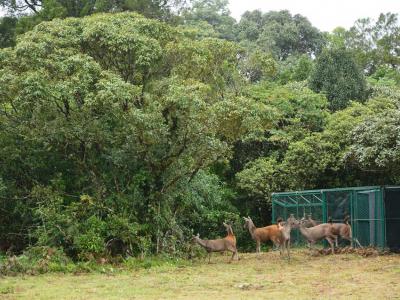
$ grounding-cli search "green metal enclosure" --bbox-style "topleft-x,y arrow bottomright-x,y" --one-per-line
272,186 -> 400,250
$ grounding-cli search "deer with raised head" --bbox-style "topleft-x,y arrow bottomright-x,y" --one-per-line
299,217 -> 336,254
278,214 -> 300,260
306,214 -> 320,227
243,216 -> 282,254
329,215 -> 353,247
192,222 -> 239,263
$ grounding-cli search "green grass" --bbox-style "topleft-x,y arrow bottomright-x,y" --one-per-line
1,249 -> 399,300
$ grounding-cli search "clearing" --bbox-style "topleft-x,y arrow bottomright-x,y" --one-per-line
1,250 -> 400,300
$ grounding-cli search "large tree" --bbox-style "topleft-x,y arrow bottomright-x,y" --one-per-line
236,10 -> 325,60
182,0 -> 236,40
0,12 -> 270,256
309,48 -> 367,111
346,13 -> 400,75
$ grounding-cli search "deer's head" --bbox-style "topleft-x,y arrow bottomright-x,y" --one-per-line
287,214 -> 300,228
299,216 -> 308,227
243,216 -> 253,229
191,233 -> 200,243
223,222 -> 234,235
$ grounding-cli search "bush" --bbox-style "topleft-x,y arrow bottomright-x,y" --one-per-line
0,246 -> 72,275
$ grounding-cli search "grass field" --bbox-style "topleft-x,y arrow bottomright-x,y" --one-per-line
1,249 -> 400,300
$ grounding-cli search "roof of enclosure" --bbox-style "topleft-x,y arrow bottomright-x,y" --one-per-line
271,186 -> 383,207
272,186 -> 382,196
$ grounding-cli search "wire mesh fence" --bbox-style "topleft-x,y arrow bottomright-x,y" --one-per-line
272,186 -> 400,249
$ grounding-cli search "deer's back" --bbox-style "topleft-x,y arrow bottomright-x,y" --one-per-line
254,225 -> 281,242
225,234 -> 236,246
205,236 -> 236,252
332,223 -> 351,236
305,223 -> 334,240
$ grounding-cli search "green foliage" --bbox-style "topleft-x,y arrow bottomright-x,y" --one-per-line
0,246 -> 73,275
236,157 -> 279,202
346,13 -> 400,75
370,65 -> 400,86
309,48 -> 368,110
1,2 -> 400,268
281,134 -> 341,189
0,16 -> 17,48
236,10 -> 325,60
182,0 -> 236,40
347,97 -> 400,181
240,49 -> 277,83
0,12 -> 253,259
276,54 -> 313,84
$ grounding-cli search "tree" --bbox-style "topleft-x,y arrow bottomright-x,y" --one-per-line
346,13 -> 400,75
309,48 -> 367,111
0,0 -> 187,50
346,87 -> 400,182
0,12 -> 268,256
275,54 -> 313,84
0,0 -> 185,18
239,49 -> 277,83
182,0 -> 236,40
0,16 -> 17,47
0,0 -> 42,14
236,10 -> 325,60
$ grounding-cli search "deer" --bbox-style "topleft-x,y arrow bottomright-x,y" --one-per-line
298,217 -> 336,254
329,215 -> 353,247
243,216 -> 283,255
306,214 -> 320,227
192,222 -> 239,263
277,214 -> 300,260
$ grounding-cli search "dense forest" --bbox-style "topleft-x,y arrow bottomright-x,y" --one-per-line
0,0 -> 399,260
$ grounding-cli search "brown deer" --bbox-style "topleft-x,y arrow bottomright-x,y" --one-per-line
329,215 -> 353,247
192,222 -> 239,263
243,216 -> 282,254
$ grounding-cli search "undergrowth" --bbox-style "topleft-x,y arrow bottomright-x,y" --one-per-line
0,246 -> 192,276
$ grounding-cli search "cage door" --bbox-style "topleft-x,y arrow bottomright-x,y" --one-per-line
353,189 -> 384,247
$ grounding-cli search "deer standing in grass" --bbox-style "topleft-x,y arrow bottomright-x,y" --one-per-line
299,217 -> 336,254
278,214 -> 300,260
243,216 -> 282,255
192,222 -> 238,263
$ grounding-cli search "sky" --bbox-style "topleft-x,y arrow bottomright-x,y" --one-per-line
228,0 -> 400,32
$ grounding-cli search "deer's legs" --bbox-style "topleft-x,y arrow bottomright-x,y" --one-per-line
232,247 -> 239,261
286,240 -> 290,260
326,236 -> 335,254
342,235 -> 353,247
271,237 -> 281,256
307,241 -> 311,249
309,240 -> 315,253
229,250 -> 238,262
256,241 -> 261,254
208,252 -> 212,263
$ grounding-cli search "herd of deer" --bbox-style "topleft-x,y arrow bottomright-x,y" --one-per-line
192,215 -> 354,263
